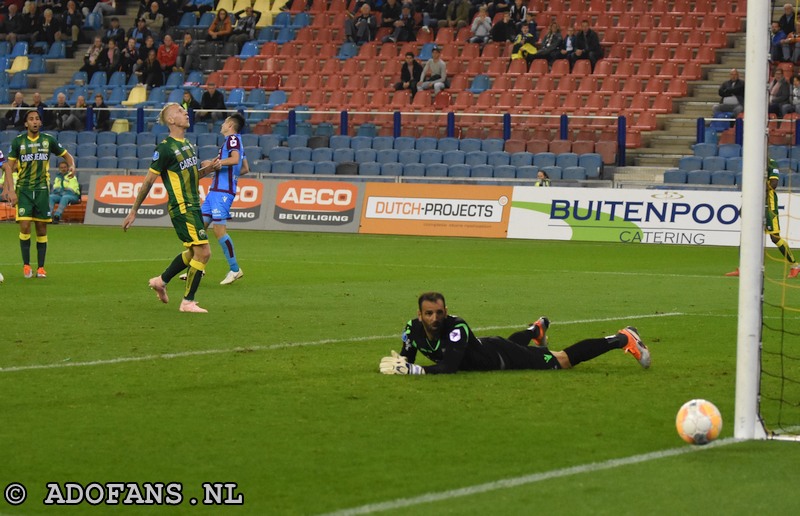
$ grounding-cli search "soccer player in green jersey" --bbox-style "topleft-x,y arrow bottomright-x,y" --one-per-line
1,110 -> 76,279
727,158 -> 800,278
122,103 -> 220,313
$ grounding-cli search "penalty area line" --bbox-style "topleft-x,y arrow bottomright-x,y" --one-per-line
0,312 -> 683,374
319,437 -> 741,516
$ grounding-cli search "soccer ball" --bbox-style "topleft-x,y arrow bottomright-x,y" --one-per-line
675,399 -> 723,445
0,271 -> 4,284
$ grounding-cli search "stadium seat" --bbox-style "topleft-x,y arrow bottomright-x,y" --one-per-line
711,171 -> 736,185
516,165 -> 539,179
403,163 -> 425,176
398,149 -> 421,164
459,138 -> 482,152
471,164 -> 493,178
691,142 -> 717,158
465,151 -> 488,166
494,165 -> 516,178
393,136 -> 416,151
488,151 -> 510,167
96,132 -> 116,145
442,150 -> 466,165
350,136 -> 372,150
702,156 -> 726,172
556,152 -> 579,169
437,137 -> 459,152
510,152 -> 533,168
533,152 -> 556,168
415,137 -> 438,151
311,147 -> 333,162
425,163 -> 448,177
315,161 -> 336,175
271,160 -> 293,174
663,169 -> 687,184
76,156 -> 97,168
355,148 -> 377,163
726,157 -> 743,173
291,147 -> 312,161
293,160 -> 315,174
482,139 -> 504,153
97,156 -> 118,169
381,162 -> 403,176
269,147 -> 290,161
579,154 -> 604,179
768,144 -> 789,160
333,148 -> 355,163
448,164 -> 470,177
678,156 -> 703,172
686,170 -> 712,184
329,135 -> 351,149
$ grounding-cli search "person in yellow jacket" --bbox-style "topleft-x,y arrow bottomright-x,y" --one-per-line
49,161 -> 81,224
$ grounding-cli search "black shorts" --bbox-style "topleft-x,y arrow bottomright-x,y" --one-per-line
479,336 -> 562,371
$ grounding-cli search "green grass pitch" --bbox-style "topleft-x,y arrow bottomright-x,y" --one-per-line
1,223 -> 800,515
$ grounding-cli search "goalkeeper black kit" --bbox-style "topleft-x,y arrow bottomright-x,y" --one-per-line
400,315 -> 561,374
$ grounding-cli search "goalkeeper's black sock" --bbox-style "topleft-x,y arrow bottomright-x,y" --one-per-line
162,250 -> 191,283
507,329 -> 536,346
19,233 -> 31,265
563,335 -> 625,367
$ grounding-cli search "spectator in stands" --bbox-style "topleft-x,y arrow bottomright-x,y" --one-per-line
207,8 -> 232,42
230,5 -> 261,51
490,12 -> 516,43
180,0 -> 214,16
508,0 -> 526,33
102,16 -> 126,47
552,25 -> 575,64
779,3 -> 796,36
34,8 -> 62,46
133,34 -> 157,76
63,94 -> 87,130
102,37 -> 120,74
30,92 -> 54,130
176,32 -> 200,73
1,91 -> 28,131
197,83 -> 226,122
52,92 -> 72,131
487,0 -> 511,21
80,35 -> 106,81
92,0 -> 116,23
418,45 -> 447,94
524,10 -> 538,41
570,19 -> 602,72
381,0 -> 402,31
712,68 -> 745,117
90,93 -> 111,131
768,68 -> 790,117
49,161 -> 80,225
781,21 -> 800,63
139,47 -> 163,88
383,3 -> 416,43
510,23 -> 537,65
771,21 -> 787,63
127,17 -> 151,48
438,0 -> 470,30
782,74 -> 800,116
142,1 -> 164,35
344,4 -> 377,45
120,36 -> 139,79
62,1 -> 83,44
423,0 -> 448,32
535,170 -> 550,187
156,33 -> 178,75
531,20 -> 561,64
395,51 -> 422,97
468,5 -> 492,45
181,89 -> 200,113
159,0 -> 181,29
2,3 -> 33,45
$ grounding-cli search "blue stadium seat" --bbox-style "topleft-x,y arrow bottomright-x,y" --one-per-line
555,152 -> 578,169
241,134 -> 259,147
138,144 -> 157,159
541,165 -> 562,179
259,134 -> 283,150
465,150 -> 488,166
459,138 -> 482,152
314,122 -> 335,137
8,71 -> 27,89
116,132 -> 136,146
494,165 -> 516,178
336,41 -> 358,60
726,156 -> 743,173
533,152 -> 556,168
663,169 -> 687,184
244,146 -> 262,160
425,163 -> 448,177
403,163 -> 425,176
359,162 -> 381,175
329,135 -> 351,149
136,131 -> 156,145
356,123 -> 377,137
398,149 -> 420,164
393,136 -> 415,150
578,153 -> 603,179
265,90 -> 287,108
312,147 -> 333,162
333,148 -> 355,162
417,42 -> 436,61
288,134 -> 309,148
97,156 -> 118,169
291,146 -> 312,161
381,162 -> 403,176
269,147 -> 291,161
371,136 -> 394,150
355,148 -> 377,163
88,71 -> 107,88
242,88 -> 267,107
198,12 -> 216,28
77,132 -> 97,145
415,137 -> 437,151
272,160 -> 293,174
138,157 -> 153,169
77,156 -> 97,168
116,144 -> 138,159
238,41 -> 259,59
197,133 -> 217,147
717,143 -> 741,159
117,156 -> 139,169
420,149 -> 443,165
488,151 -> 510,167
97,143 -> 116,158
27,55 -> 46,74
471,164 -> 493,178
437,137 -> 459,152
692,142 -> 717,158
96,131 -> 116,145
448,164 -> 471,177
562,166 -> 588,180
686,169 -> 712,184
293,160 -> 315,174
678,156 -> 702,171
510,152 -> 533,167
10,41 -> 28,58
166,88 -> 184,104
176,11 -> 198,28
768,144 -> 789,160
76,142 -> 97,157
315,161 -> 337,175
702,156 -> 726,172
350,136 -> 372,150
467,74 -> 490,94
250,160 -> 271,174
46,41 -> 66,59
482,138 -> 504,153
516,165 -> 539,179
442,150 -> 466,165
376,149 -> 399,163
291,12 -> 311,29
274,11 -> 291,27
711,170 -> 736,185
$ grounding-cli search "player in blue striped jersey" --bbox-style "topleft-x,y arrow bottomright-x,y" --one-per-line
201,113 -> 249,285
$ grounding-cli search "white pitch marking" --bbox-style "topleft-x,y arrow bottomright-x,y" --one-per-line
0,313 -> 682,374
319,438 -> 742,516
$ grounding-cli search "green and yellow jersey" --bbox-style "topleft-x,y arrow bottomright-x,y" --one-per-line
150,136 -> 202,218
7,132 -> 66,190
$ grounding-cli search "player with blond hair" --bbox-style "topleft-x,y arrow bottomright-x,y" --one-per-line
122,103 -> 220,312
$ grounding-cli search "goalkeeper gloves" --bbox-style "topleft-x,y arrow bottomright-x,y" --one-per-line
379,350 -> 425,375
